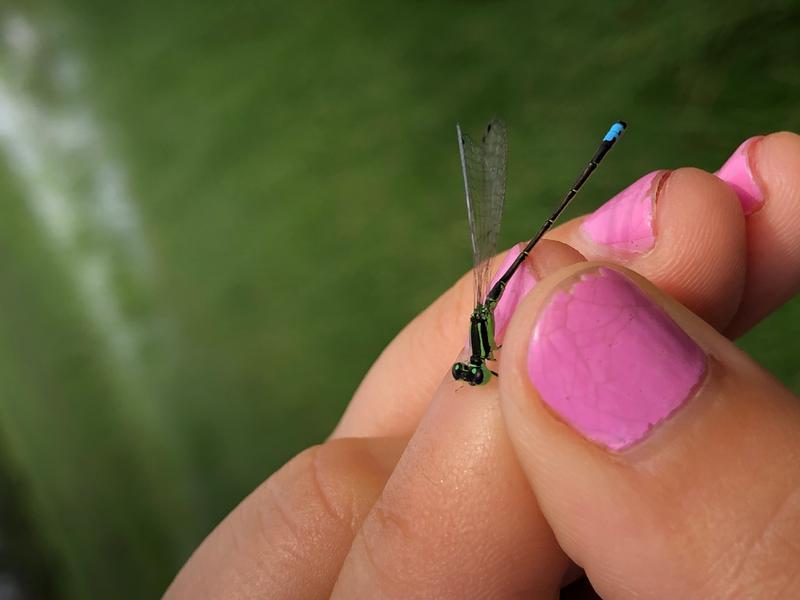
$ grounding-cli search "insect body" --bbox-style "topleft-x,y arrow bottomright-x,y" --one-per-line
451,303 -> 497,385
450,118 -> 507,386
452,119 -> 627,386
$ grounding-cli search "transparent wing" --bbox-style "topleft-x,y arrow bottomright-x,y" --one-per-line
457,118 -> 508,305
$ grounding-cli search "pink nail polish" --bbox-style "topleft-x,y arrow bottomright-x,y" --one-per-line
527,268 -> 706,450
715,137 -> 764,215
580,171 -> 665,255
491,243 -> 538,344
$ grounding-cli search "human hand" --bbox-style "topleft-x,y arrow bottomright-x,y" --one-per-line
166,132 -> 800,599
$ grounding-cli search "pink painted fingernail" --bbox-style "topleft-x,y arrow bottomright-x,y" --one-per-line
580,171 -> 666,256
527,268 -> 706,450
491,243 -> 538,344
715,136 -> 764,215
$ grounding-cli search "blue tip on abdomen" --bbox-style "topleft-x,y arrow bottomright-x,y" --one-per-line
603,121 -> 627,142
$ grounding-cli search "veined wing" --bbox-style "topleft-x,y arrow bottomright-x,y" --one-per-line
457,118 -> 508,305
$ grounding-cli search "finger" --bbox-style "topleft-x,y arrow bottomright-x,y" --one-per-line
337,165 -> 751,441
332,240 -> 583,439
164,437 -> 404,600
547,167 -> 747,330
499,263 -> 800,598
332,375 -> 568,599
715,131 -> 800,336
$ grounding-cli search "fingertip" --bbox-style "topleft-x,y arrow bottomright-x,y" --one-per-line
754,131 -> 800,209
724,130 -> 800,335
750,130 -> 800,238
652,167 -> 747,329
650,167 -> 746,326
561,166 -> 747,330
527,239 -> 586,281
648,166 -> 746,273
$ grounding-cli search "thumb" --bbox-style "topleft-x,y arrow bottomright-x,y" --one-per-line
498,263 -> 800,599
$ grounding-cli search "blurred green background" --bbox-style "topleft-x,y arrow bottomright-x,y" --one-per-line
0,1 -> 798,597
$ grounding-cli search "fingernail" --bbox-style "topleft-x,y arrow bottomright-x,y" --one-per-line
580,171 -> 666,256
491,243 -> 538,343
527,268 -> 706,450
715,136 -> 764,215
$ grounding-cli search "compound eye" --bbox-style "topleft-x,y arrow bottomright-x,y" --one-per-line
452,363 -> 464,380
472,367 -> 484,385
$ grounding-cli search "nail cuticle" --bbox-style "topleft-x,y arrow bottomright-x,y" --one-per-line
611,356 -> 722,460
716,136 -> 766,215
746,136 -> 766,215
580,170 -> 668,258
652,168 -> 673,206
638,168 -> 672,252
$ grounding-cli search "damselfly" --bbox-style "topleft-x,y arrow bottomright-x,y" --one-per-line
451,119 -> 627,386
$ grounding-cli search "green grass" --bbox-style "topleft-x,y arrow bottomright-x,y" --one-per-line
0,1 -> 799,597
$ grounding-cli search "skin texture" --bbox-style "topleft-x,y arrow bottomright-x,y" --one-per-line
165,131 -> 800,599
330,380 -> 568,599
164,437 -> 406,600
